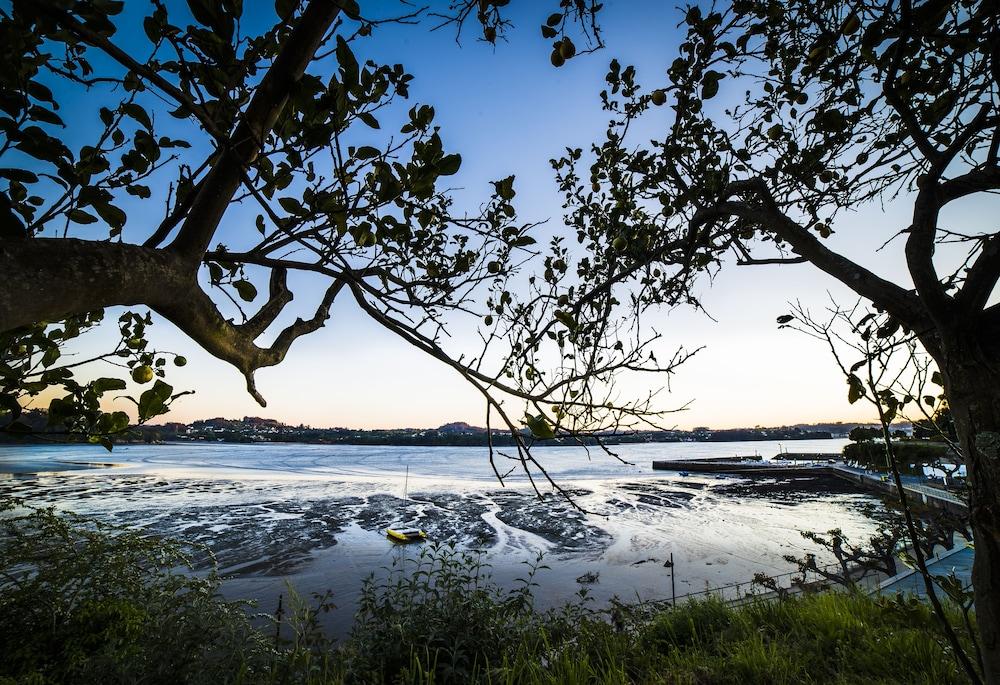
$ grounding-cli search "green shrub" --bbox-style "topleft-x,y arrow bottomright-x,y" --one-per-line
0,498 -> 978,684
340,545 -> 591,683
0,498 -> 270,685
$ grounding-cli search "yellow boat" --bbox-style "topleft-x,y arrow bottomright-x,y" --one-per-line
386,527 -> 427,543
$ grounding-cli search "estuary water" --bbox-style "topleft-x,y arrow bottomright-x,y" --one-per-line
0,438 -> 883,637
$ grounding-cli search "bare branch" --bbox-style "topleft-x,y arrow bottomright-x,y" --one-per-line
155,278 -> 343,406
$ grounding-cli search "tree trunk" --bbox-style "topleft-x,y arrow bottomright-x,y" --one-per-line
934,329 -> 1000,682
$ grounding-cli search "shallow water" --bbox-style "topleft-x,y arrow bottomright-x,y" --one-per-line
0,439 -> 883,638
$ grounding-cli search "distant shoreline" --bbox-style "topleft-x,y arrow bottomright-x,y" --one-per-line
0,433 -> 844,450
3,411 -> 906,450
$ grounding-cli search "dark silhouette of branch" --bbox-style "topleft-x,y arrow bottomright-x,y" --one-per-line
168,0 -> 343,260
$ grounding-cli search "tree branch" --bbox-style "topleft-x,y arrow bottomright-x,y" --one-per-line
736,256 -> 808,266
168,0 -> 342,261
939,167 -> 1000,205
934,165 -> 1000,311
882,0 -> 942,163
0,237 -> 343,407
143,175 -> 209,248
239,267 -> 293,340
903,107 -> 995,321
905,185 -> 951,321
700,179 -> 928,327
0,238 -> 188,332
154,278 -> 343,406
957,234 -> 1000,313
38,1 -> 224,141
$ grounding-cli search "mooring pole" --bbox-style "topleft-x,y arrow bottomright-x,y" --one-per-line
664,553 -> 676,607
671,552 -> 676,606
274,593 -> 283,647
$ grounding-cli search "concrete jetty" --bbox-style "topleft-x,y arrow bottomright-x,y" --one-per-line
652,457 -> 967,514
651,459 -> 831,477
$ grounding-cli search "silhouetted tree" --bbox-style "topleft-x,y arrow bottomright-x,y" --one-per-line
552,0 -> 998,676
553,0 -> 1000,682
0,0 -> 691,495
849,426 -> 880,442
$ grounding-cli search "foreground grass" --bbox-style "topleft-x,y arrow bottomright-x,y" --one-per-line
0,499 -> 975,684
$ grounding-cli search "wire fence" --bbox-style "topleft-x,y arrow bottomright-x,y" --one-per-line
671,560 -> 883,606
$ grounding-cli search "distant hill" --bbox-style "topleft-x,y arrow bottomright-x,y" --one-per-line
436,422 -> 486,433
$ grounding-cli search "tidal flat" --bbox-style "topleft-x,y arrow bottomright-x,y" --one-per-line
0,439 -> 883,637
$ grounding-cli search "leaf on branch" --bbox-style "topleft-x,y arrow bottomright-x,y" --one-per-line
524,413 -> 556,440
122,103 -> 152,131
436,154 -> 462,176
702,70 -> 724,99
41,346 -> 60,367
275,0 -> 296,20
92,378 -> 127,394
554,310 -> 578,330
47,397 -> 74,427
233,279 -> 257,302
358,112 -> 380,129
0,168 -> 38,183
138,380 -> 173,422
492,175 -> 516,201
847,374 -> 865,404
126,184 -> 151,199
278,197 -> 304,214
94,202 -> 127,231
67,209 -> 98,224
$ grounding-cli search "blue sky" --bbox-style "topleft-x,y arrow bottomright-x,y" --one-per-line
25,0 -> 991,430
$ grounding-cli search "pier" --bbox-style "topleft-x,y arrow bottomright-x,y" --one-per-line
825,462 -> 967,514
652,456 -> 967,514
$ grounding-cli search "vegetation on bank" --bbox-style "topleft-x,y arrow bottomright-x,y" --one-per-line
843,440 -> 956,476
0,499 -> 975,684
0,408 -> 838,448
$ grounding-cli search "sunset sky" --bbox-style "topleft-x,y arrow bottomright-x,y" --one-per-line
41,1 -> 994,431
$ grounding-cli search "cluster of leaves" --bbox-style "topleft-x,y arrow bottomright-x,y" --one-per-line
435,0 -> 603,51
551,0 -> 997,320
0,1 -> 193,240
914,402 -> 959,441
786,523 -> 905,586
778,298 -> 983,679
779,300 -> 957,450
780,518 -> 980,668
0,1 -> 526,445
844,439 -> 956,473
0,311 -> 188,449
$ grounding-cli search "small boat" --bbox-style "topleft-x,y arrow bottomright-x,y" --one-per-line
679,471 -> 690,477
386,527 -> 427,543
